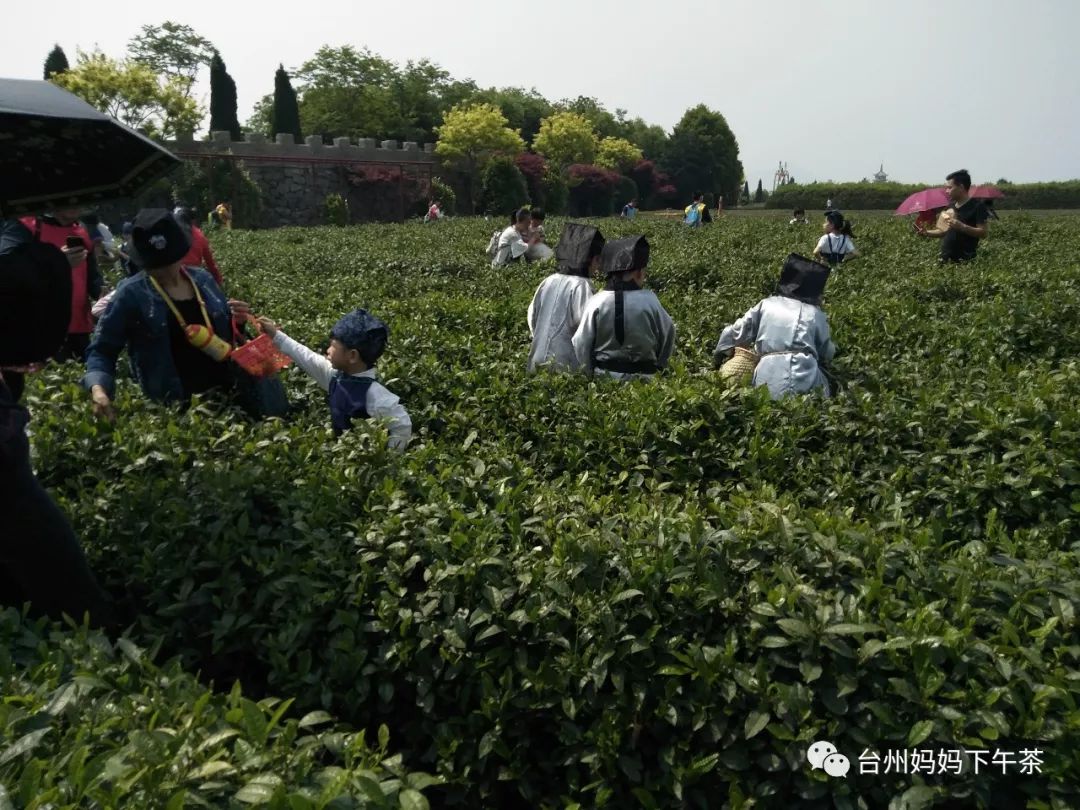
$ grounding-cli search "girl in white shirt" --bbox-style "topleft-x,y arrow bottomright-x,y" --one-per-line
813,210 -> 858,267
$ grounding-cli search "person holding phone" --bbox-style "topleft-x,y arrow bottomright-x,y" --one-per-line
18,209 -> 103,362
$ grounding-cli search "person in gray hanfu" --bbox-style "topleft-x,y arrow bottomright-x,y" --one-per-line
713,253 -> 836,399
572,235 -> 676,380
526,223 -> 605,373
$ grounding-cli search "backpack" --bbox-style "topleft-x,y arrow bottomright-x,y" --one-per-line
684,203 -> 703,227
486,230 -> 501,259
0,238 -> 73,365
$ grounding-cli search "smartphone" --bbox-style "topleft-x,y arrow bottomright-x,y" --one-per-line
65,235 -> 86,249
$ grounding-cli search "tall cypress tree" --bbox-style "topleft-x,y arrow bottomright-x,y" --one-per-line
754,179 -> 764,203
43,44 -> 69,79
209,52 -> 241,140
271,64 -> 302,142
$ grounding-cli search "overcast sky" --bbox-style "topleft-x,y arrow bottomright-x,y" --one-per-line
4,1 -> 1078,186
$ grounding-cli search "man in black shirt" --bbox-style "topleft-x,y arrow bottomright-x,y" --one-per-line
917,169 -> 990,262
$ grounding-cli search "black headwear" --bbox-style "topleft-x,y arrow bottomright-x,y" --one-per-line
601,236 -> 650,344
600,235 -> 649,276
555,223 -> 605,276
778,253 -> 831,303
131,209 -> 191,270
824,210 -> 845,229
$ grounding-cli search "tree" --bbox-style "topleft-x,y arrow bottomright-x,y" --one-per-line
515,153 -> 548,207
567,164 -> 620,217
742,181 -> 750,204
554,96 -> 619,138
209,52 -> 241,140
480,156 -> 529,216
754,179 -> 764,203
595,137 -> 644,174
533,112 -> 598,170
43,45 -> 69,80
662,104 -> 743,205
478,87 -> 552,146
435,102 -> 524,212
128,21 -> 215,98
52,49 -> 202,139
616,115 -> 669,161
247,93 -> 274,137
272,65 -> 302,141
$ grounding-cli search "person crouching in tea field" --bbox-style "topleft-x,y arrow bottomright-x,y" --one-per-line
713,254 -> 836,399
257,309 -> 412,451
84,209 -> 253,421
526,223 -> 605,373
490,208 -> 535,268
572,236 -> 676,380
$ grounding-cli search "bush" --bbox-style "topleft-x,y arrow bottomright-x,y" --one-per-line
612,175 -> 639,212
567,163 -> 620,217
515,153 -> 547,208
321,193 -> 349,226
20,216 -> 1080,808
479,156 -> 529,216
430,177 -> 457,216
0,609 -> 437,808
541,169 -> 569,215
344,165 -> 426,222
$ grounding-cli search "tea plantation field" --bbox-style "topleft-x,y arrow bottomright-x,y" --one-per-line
4,214 -> 1080,809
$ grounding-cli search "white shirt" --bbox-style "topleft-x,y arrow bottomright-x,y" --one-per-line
271,330 -> 412,451
492,226 -> 529,268
815,233 -> 856,256
526,273 -> 594,373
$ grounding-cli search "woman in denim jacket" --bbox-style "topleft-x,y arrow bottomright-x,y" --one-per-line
84,210 -> 250,420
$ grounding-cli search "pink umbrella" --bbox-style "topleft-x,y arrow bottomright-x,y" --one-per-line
971,184 -> 1005,199
894,188 -> 950,215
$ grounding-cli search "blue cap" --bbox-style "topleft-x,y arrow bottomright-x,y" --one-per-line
330,309 -> 389,364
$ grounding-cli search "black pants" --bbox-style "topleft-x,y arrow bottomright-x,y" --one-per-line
0,379 -> 115,627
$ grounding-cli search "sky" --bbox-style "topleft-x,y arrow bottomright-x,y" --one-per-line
4,0 -> 1079,187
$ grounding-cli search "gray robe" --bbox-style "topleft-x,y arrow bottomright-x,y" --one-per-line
714,295 -> 835,398
572,289 -> 676,380
526,273 -> 593,373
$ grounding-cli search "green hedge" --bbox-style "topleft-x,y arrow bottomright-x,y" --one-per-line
17,215 -> 1080,808
766,181 -> 1080,210
0,610 -> 436,809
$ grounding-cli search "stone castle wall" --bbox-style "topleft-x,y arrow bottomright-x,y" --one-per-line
165,131 -> 440,227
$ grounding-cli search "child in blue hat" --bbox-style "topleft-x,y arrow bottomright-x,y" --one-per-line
257,309 -> 411,450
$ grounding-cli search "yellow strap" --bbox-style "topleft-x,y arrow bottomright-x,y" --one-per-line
148,270 -> 212,330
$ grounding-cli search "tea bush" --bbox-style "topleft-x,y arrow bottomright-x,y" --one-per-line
10,213 -> 1080,809
0,610 -> 437,808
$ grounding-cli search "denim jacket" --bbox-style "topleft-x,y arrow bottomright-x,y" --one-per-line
83,268 -> 233,402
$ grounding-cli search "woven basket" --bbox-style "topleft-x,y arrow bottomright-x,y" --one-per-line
719,346 -> 759,385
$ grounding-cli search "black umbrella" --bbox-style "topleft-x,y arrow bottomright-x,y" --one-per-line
0,78 -> 182,217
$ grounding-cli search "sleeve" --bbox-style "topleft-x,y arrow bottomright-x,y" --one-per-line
814,235 -> 828,253
571,301 -> 598,375
83,289 -> 132,398
85,250 -> 104,300
844,238 -> 857,254
527,281 -> 543,337
974,203 -> 990,226
713,303 -> 763,365
91,290 -> 116,320
367,384 -> 412,452
509,231 -> 529,260
816,310 -> 836,363
271,331 -> 335,392
655,304 -> 677,369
